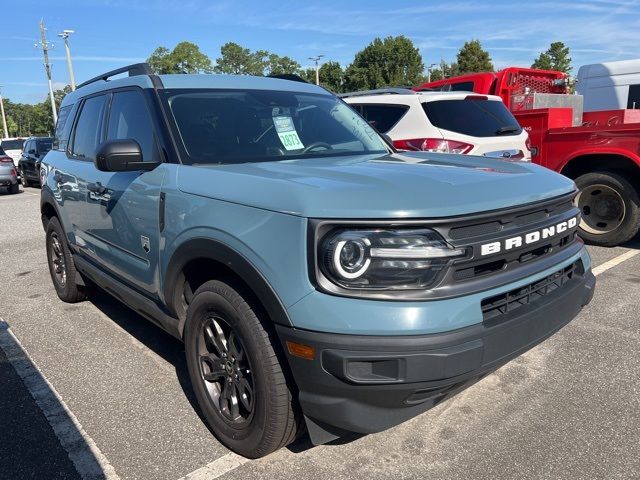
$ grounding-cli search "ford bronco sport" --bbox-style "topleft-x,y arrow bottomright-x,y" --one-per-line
41,63 -> 595,458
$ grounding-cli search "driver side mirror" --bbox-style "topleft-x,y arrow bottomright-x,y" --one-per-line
94,139 -> 158,172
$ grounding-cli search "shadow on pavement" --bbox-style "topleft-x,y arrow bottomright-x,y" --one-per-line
0,321 -> 108,480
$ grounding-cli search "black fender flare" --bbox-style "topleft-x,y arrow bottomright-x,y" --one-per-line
40,187 -> 62,230
163,238 -> 294,333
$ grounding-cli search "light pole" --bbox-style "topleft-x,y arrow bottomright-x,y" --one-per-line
36,19 -> 57,126
58,29 -> 76,91
308,55 -> 324,85
0,86 -> 8,138
427,63 -> 437,83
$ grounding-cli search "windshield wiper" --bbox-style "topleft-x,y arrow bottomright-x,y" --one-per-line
495,125 -> 519,135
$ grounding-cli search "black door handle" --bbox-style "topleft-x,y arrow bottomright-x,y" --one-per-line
87,182 -> 108,195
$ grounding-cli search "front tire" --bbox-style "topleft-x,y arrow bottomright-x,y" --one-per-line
46,217 -> 94,302
575,171 -> 640,247
184,280 -> 301,458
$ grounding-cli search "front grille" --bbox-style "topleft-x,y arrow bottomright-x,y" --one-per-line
481,261 -> 581,322
434,194 -> 579,286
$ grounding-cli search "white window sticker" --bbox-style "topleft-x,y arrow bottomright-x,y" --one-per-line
273,116 -> 304,151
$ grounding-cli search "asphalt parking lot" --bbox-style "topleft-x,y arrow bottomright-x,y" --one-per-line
1,186 -> 639,480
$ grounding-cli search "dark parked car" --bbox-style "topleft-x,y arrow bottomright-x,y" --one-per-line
19,137 -> 53,187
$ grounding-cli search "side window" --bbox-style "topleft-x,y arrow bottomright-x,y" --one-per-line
628,84 -> 640,109
71,95 -> 108,160
450,81 -> 475,92
24,140 -> 33,155
356,104 -> 409,134
54,105 -> 74,151
107,90 -> 157,162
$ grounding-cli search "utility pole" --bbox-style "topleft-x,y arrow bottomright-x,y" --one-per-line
308,55 -> 324,85
58,29 -> 76,90
36,19 -> 57,125
0,86 -> 8,138
427,63 -> 437,83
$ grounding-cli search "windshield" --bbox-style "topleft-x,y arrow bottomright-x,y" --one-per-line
37,139 -> 53,153
162,89 -> 388,165
423,99 -> 522,137
1,139 -> 24,150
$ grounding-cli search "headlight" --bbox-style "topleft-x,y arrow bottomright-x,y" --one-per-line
319,228 -> 466,291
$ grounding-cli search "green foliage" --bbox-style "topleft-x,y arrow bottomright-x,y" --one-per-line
147,41 -> 213,74
213,42 -> 268,75
343,36 -> 425,91
532,42 -> 572,73
2,85 -> 71,137
456,40 -> 493,74
265,54 -> 301,76
317,61 -> 345,93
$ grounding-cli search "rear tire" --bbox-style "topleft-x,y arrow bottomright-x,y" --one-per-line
9,183 -> 19,194
184,280 -> 301,458
575,171 -> 640,247
20,168 -> 32,187
46,217 -> 94,302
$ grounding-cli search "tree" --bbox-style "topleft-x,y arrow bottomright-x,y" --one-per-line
265,54 -> 301,76
532,41 -> 572,73
213,42 -> 268,75
343,36 -> 425,91
318,61 -> 345,93
147,42 -> 213,74
456,40 -> 493,74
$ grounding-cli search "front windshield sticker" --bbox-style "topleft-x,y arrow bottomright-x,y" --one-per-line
273,115 -> 304,151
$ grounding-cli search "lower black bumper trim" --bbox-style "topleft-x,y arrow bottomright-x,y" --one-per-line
277,268 -> 595,444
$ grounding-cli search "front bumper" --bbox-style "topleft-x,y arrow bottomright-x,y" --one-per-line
278,262 -> 595,444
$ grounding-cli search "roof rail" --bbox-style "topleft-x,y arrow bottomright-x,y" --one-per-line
338,88 -> 416,98
267,73 -> 309,84
76,63 -> 154,90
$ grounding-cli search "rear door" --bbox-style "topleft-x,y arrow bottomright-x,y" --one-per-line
19,140 -> 33,176
422,97 -> 530,160
80,88 -> 165,296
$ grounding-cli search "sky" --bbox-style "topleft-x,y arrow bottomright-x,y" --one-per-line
2,0 -> 640,104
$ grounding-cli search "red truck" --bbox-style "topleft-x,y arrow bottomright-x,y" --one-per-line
416,67 -> 640,247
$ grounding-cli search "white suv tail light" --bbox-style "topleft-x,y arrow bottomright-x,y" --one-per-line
393,138 -> 474,154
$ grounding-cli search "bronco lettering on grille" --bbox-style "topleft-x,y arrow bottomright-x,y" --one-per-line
480,216 -> 578,256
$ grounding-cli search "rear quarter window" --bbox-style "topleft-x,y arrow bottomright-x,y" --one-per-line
352,104 -> 409,134
423,99 -> 522,138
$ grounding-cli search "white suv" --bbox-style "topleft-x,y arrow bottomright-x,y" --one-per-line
0,138 -> 25,167
342,89 -> 530,161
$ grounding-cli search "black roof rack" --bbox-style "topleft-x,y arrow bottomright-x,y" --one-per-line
267,73 -> 309,84
338,88 -> 417,98
76,63 -> 154,90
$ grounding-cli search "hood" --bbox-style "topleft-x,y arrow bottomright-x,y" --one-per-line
177,152 -> 575,219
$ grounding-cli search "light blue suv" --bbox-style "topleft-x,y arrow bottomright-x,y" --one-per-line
41,63 -> 595,458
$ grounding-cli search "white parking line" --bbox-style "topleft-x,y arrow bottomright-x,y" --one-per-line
177,452 -> 250,480
0,320 -> 120,480
592,249 -> 640,276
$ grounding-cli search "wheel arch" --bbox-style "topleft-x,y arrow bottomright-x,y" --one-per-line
163,238 -> 294,337
40,187 -> 61,231
560,152 -> 640,185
